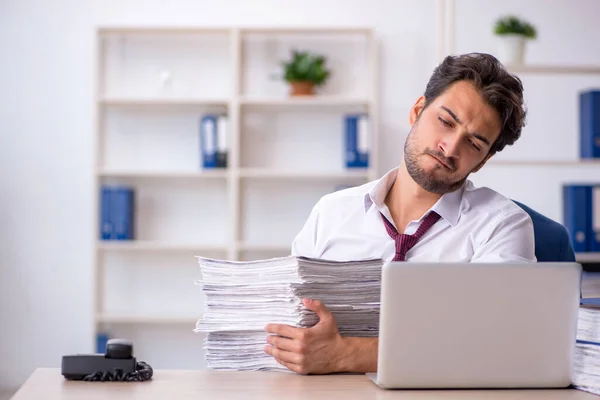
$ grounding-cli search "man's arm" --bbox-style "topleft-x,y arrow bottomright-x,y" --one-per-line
264,299 -> 378,374
275,199 -> 378,374
290,201 -> 321,258
470,209 -> 536,262
338,337 -> 378,373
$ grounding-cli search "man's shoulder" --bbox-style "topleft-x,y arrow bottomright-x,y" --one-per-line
462,180 -> 529,218
315,179 -> 379,210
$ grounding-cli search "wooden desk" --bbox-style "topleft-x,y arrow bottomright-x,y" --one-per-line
10,368 -> 600,399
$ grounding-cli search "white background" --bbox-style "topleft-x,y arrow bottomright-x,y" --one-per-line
1,0 -> 600,390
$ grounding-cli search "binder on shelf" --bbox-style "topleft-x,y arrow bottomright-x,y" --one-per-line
201,115 -> 218,169
580,90 -> 600,159
201,114 -> 228,169
563,184 -> 593,253
99,185 -> 135,241
344,114 -> 370,169
96,332 -> 109,354
216,114 -> 228,169
100,187 -> 112,240
113,187 -> 135,240
592,185 -> 600,252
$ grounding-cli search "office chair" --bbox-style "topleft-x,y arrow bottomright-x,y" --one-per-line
512,200 -> 576,262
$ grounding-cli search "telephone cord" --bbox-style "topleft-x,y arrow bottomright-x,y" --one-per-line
83,361 -> 153,382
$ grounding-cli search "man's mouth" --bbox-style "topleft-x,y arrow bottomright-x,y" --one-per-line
428,153 -> 453,171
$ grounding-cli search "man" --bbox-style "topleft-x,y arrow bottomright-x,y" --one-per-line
264,53 -> 536,375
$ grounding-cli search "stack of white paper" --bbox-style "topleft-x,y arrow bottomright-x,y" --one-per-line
573,305 -> 600,395
194,256 -> 383,371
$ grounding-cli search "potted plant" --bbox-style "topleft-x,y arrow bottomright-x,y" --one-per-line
281,50 -> 331,96
493,15 -> 537,65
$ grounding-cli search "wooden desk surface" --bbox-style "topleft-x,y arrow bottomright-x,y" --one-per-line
10,368 -> 600,400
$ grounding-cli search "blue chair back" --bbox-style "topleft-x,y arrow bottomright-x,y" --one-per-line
512,201 -> 576,262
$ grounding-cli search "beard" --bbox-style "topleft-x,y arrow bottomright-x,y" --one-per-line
403,126 -> 469,195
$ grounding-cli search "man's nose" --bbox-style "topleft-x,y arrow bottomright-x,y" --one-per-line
438,134 -> 461,160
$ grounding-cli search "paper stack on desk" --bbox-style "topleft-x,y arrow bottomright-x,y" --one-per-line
193,256 -> 383,371
572,305 -> 600,395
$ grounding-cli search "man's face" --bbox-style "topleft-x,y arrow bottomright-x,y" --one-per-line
404,80 -> 502,194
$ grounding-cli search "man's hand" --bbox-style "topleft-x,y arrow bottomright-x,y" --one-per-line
264,298 -> 347,375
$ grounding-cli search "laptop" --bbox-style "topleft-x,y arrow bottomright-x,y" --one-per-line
368,261 -> 582,389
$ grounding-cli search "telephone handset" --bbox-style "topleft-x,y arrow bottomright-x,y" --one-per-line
61,338 -> 153,382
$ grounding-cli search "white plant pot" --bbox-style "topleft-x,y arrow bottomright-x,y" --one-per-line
496,34 -> 526,65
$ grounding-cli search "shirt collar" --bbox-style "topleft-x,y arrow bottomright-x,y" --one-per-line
363,167 -> 464,227
364,168 -> 397,212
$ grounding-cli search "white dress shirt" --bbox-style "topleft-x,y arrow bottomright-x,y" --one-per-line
291,167 -> 536,263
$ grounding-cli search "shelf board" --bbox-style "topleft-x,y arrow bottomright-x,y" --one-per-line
97,241 -> 228,252
506,65 -> 600,75
98,26 -> 231,35
239,168 -> 371,180
98,97 -> 230,107
98,170 -> 228,179
96,314 -> 198,325
98,170 -> 373,180
98,26 -> 373,36
240,96 -> 371,108
240,27 -> 373,35
486,159 -> 600,166
577,253 -> 600,263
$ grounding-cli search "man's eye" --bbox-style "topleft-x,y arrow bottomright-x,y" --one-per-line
438,117 -> 452,127
470,141 -> 481,152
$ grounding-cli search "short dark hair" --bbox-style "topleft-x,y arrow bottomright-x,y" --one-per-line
423,52 -> 527,154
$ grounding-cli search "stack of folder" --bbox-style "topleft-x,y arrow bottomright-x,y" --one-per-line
193,256 -> 383,371
573,305 -> 600,395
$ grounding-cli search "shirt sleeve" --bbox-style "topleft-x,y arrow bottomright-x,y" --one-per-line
470,210 -> 537,263
290,201 -> 321,258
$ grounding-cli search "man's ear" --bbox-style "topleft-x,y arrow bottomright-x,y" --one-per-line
472,153 -> 494,173
409,96 -> 426,126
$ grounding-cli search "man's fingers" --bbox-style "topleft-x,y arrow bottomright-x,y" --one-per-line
274,358 -> 307,375
264,323 -> 304,339
303,298 -> 333,323
264,345 -> 302,365
267,335 -> 298,352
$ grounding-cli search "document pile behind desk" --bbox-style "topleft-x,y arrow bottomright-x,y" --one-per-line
193,256 -> 383,371
572,305 -> 600,395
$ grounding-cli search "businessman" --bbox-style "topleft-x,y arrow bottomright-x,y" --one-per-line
264,52 -> 536,374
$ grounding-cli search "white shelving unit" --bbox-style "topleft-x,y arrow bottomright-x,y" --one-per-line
504,65 -> 600,75
97,241 -> 228,252
98,170 -> 229,179
577,253 -> 600,263
99,97 -> 231,107
92,26 -> 379,361
96,314 -> 198,325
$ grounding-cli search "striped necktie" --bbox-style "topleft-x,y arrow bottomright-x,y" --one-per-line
380,211 -> 441,261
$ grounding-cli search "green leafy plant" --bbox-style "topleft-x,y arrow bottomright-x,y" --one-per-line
494,16 -> 537,39
281,50 -> 331,86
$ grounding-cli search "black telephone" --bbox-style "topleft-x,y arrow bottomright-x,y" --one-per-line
61,338 -> 153,382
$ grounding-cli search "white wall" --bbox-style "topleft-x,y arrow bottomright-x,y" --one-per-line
1,0 -> 599,389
